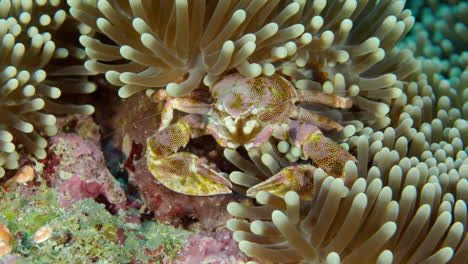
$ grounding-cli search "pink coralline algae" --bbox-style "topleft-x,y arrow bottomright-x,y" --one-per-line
170,229 -> 254,264
46,133 -> 126,208
0,255 -> 30,264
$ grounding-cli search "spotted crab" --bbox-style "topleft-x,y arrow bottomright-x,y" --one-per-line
146,73 -> 356,196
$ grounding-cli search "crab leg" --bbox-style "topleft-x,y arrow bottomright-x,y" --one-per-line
147,120 -> 191,158
291,107 -> 344,131
279,121 -> 356,178
301,130 -> 356,178
159,98 -> 211,130
153,89 -> 211,130
296,89 -> 352,109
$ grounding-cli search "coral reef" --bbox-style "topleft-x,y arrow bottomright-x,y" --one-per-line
0,110 -> 256,262
0,0 -> 96,176
0,180 -> 190,263
45,132 -> 127,207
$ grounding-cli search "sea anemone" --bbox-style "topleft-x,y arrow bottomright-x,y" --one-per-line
226,17 -> 467,258
398,0 -> 467,122
0,0 -> 95,177
68,0 -> 310,98
227,120 -> 467,263
279,0 -> 420,128
68,0 -> 420,129
404,0 -> 466,58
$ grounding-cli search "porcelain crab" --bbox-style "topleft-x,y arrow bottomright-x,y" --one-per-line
146,73 -> 356,196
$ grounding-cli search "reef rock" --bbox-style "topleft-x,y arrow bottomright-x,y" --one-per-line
45,133 -> 126,209
170,229 -> 254,264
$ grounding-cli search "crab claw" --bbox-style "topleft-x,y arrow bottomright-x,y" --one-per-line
153,89 -> 211,131
147,152 -> 232,196
147,120 -> 192,158
302,131 -> 357,178
246,164 -> 316,200
285,120 -> 356,177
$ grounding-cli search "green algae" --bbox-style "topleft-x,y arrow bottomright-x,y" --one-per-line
0,182 -> 190,263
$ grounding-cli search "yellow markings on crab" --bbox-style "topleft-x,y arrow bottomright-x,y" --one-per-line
269,74 -> 288,99
147,121 -> 191,158
228,94 -> 243,110
147,152 -> 232,196
247,165 -> 315,200
307,132 -> 323,142
303,132 -> 357,178
248,78 -> 268,97
146,120 -> 231,196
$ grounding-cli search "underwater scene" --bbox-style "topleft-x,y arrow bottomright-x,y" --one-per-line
0,0 -> 466,263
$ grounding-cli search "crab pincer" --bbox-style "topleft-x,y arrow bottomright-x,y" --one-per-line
147,152 -> 232,195
246,164 -> 317,200
146,118 -> 232,196
285,121 -> 357,178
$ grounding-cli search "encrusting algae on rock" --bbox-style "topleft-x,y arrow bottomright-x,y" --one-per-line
0,175 -> 192,263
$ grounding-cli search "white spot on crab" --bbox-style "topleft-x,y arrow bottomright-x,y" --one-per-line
215,103 -> 225,112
